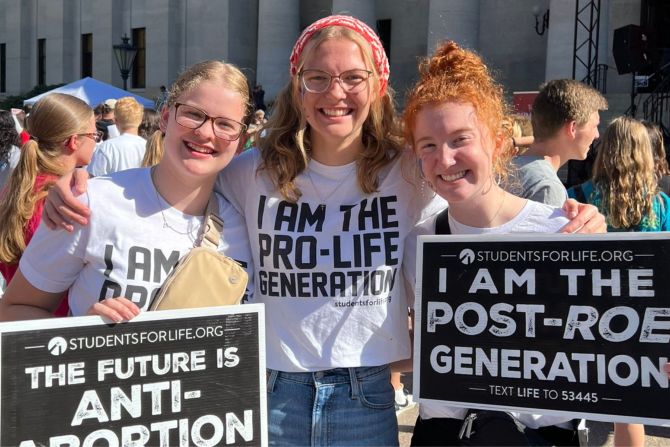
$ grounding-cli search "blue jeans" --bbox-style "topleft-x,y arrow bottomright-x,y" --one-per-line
267,365 -> 399,446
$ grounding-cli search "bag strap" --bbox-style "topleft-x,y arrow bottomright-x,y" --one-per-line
435,207 -> 451,234
198,194 -> 224,249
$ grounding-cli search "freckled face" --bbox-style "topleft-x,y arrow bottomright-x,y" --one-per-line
413,102 -> 495,204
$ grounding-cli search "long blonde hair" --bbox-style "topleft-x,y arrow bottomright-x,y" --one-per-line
259,26 -> 403,202
141,130 -> 165,167
592,116 -> 658,229
0,93 -> 93,264
142,60 -> 251,167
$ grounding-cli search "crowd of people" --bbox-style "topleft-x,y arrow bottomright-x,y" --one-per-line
0,13 -> 667,447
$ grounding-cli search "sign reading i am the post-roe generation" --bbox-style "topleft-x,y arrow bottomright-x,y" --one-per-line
414,233 -> 670,426
0,304 -> 267,446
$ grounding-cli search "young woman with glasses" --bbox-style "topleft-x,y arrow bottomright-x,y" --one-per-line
0,61 -> 252,323
41,16 -> 604,446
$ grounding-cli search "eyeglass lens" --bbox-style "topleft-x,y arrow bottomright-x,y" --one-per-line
175,103 -> 244,140
301,69 -> 371,93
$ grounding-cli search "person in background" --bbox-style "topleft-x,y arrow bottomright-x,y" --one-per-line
252,84 -> 266,111
510,79 -> 608,207
643,121 -> 670,196
87,97 -> 146,175
0,60 -> 252,323
93,103 -> 105,121
241,109 -> 268,151
95,102 -> 115,141
139,108 -> 164,167
0,110 -> 21,190
139,108 -> 161,140
510,114 -> 533,154
155,85 -> 169,110
0,93 -> 99,316
567,116 -> 663,446
568,116 -> 670,232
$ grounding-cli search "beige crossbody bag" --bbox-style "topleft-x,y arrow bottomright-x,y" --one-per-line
149,195 -> 248,311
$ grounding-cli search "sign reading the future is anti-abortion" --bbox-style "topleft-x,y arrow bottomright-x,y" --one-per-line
414,233 -> 670,426
0,305 -> 267,446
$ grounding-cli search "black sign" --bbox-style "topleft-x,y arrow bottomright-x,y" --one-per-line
0,304 -> 267,446
415,234 -> 670,426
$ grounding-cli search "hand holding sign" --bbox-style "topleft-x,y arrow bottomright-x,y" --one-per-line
86,297 -> 141,323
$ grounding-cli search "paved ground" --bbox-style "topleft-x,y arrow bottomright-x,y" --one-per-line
396,374 -> 670,446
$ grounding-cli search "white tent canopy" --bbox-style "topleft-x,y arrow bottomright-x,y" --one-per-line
23,77 -> 154,108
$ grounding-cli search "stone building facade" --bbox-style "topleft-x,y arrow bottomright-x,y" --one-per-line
0,0 -> 647,109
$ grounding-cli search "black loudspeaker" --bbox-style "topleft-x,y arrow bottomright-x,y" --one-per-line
613,24 -> 650,74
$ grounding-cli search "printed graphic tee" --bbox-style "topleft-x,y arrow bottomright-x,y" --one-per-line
218,148 -> 443,372
20,167 -> 253,316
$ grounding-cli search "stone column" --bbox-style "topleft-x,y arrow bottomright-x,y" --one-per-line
545,0 -> 576,80
332,0 -> 376,27
427,0 -> 480,53
256,0 -> 300,103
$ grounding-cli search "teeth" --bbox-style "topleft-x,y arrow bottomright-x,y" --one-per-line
321,108 -> 350,117
185,142 -> 214,154
440,171 -> 466,182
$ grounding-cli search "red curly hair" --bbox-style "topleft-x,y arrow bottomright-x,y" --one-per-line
403,41 -> 513,182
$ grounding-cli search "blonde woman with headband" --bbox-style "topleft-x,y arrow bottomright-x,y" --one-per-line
0,93 -> 98,315
0,61 -> 252,323
42,15 -> 603,446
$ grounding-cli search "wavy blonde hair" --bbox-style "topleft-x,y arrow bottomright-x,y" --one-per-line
144,60 -> 251,167
0,93 -> 93,264
643,121 -> 670,178
592,116 -> 657,229
403,41 -> 514,187
258,26 -> 403,202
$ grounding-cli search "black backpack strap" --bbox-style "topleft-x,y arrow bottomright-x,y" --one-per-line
573,184 -> 587,203
435,207 -> 451,234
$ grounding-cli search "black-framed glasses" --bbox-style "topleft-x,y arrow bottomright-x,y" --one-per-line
174,103 -> 247,141
78,131 -> 103,143
299,69 -> 373,94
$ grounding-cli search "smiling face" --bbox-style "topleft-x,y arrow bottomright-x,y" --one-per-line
298,37 -> 373,160
160,79 -> 246,181
413,102 -> 496,204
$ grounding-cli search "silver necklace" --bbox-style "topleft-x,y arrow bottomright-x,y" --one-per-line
304,163 -> 353,211
150,168 -> 201,238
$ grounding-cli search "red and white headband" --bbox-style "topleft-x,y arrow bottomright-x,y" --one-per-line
289,15 -> 390,95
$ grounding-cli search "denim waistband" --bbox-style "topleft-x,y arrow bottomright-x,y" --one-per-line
268,364 -> 390,387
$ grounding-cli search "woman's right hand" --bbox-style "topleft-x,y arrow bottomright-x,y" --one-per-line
43,169 -> 92,231
87,297 -> 141,323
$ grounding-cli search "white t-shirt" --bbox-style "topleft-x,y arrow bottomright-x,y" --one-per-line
217,148 -> 444,372
404,200 -> 573,429
87,133 -> 147,176
20,167 -> 253,316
